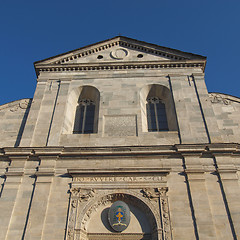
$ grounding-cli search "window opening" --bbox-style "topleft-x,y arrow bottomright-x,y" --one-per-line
73,99 -> 95,134
146,97 -> 168,132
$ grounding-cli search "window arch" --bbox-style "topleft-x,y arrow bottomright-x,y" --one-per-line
146,97 -> 168,131
140,84 -> 177,132
72,86 -> 100,134
73,99 -> 96,134
62,85 -> 100,134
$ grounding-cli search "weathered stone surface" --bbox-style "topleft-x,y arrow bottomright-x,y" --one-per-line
0,36 -> 239,240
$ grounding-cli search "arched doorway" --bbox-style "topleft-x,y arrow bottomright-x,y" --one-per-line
67,192 -> 162,240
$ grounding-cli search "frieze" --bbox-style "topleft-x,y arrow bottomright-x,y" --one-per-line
74,176 -> 164,182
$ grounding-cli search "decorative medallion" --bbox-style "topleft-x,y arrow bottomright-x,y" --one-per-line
108,200 -> 130,232
110,48 -> 128,59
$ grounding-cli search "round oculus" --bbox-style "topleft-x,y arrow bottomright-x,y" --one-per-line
110,48 -> 128,59
108,200 -> 130,232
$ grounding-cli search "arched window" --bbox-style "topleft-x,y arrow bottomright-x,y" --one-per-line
140,84 -> 177,133
146,97 -> 168,131
73,99 -> 96,134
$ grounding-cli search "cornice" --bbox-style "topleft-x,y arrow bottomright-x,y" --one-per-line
68,168 -> 170,177
35,60 -> 205,76
35,37 -> 206,66
0,143 -> 239,160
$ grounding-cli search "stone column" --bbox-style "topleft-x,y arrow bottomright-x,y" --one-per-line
0,157 -> 25,240
24,157 -> 56,240
216,155 -> 240,239
184,156 -> 217,239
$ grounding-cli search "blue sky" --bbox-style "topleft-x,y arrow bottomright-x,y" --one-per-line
0,0 -> 239,105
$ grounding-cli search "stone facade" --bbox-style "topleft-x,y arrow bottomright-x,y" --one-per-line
0,36 -> 240,240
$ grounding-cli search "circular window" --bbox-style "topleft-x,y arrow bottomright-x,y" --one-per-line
97,55 -> 103,59
137,54 -> 143,58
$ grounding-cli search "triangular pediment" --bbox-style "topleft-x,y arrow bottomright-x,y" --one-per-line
35,36 -> 206,67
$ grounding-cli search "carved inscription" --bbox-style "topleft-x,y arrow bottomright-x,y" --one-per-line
74,176 -> 163,182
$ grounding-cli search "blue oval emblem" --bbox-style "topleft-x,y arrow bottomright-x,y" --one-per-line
108,201 -> 130,232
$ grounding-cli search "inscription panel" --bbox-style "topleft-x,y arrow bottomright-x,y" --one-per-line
74,176 -> 164,182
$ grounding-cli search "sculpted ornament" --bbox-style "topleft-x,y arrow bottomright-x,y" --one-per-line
79,189 -> 95,202
209,93 -> 230,105
70,188 -> 95,201
141,188 -> 158,200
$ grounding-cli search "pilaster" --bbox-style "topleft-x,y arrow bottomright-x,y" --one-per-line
0,157 -> 25,240
24,156 -> 56,240
184,156 -> 217,239
20,82 -> 47,147
192,73 -> 223,143
169,75 -> 209,144
216,155 -> 240,239
47,81 -> 70,146
31,80 -> 61,146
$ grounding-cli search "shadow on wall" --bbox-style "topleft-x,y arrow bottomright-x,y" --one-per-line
15,99 -> 32,147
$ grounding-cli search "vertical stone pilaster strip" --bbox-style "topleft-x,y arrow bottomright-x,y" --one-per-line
5,157 -> 38,240
168,75 -> 209,144
158,187 -> 172,240
47,81 -> 70,146
24,157 -> 56,240
20,82 -> 47,147
216,156 -> 240,239
185,167 -> 217,239
0,157 -> 25,240
192,73 -> 222,143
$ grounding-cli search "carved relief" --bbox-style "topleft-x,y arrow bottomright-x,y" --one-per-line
209,93 -> 230,105
79,189 -> 95,202
67,187 -> 172,240
141,188 -> 158,201
67,188 -> 96,239
70,188 -> 95,201
158,188 -> 172,240
9,99 -> 30,112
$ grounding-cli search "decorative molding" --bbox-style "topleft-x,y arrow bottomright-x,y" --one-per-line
158,187 -> 172,240
36,61 -> 205,75
48,40 -> 188,65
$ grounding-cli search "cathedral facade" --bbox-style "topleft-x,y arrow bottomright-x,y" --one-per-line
0,36 -> 240,240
